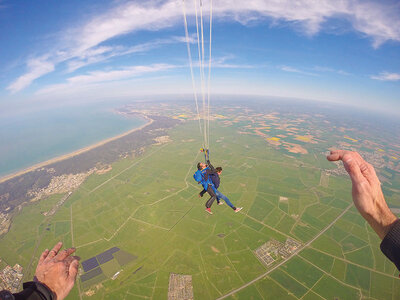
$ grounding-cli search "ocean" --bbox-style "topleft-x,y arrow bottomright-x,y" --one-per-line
0,102 -> 146,178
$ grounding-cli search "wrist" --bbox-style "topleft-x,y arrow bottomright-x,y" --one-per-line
22,281 -> 56,300
379,212 -> 398,239
366,206 -> 397,240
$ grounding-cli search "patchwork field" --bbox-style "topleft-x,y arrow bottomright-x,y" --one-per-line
1,116 -> 399,299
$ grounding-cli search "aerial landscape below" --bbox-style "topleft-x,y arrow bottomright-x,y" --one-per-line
1,0 -> 400,299
1,99 -> 399,299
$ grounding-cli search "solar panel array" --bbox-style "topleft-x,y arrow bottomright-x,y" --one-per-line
80,247 -> 136,284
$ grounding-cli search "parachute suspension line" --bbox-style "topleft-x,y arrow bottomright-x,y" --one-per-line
182,0 -> 203,138
194,0 -> 208,151
183,0 -> 212,162
199,0 -> 208,151
207,0 -> 213,151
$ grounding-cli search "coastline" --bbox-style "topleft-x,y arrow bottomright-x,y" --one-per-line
0,115 -> 154,184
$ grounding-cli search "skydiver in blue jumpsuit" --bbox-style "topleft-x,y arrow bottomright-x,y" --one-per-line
193,160 -> 217,214
199,166 -> 242,213
194,161 -> 242,214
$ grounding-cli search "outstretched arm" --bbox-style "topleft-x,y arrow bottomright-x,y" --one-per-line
207,160 -> 215,171
327,150 -> 397,239
3,242 -> 79,300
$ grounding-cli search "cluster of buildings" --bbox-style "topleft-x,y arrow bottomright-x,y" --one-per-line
0,263 -> 23,293
0,212 -> 11,235
359,151 -> 386,169
28,172 -> 90,202
325,159 -> 348,177
255,238 -> 302,266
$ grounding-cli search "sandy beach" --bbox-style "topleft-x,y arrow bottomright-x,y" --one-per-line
0,115 -> 154,184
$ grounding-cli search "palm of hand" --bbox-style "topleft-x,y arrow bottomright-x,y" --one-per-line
35,242 -> 79,300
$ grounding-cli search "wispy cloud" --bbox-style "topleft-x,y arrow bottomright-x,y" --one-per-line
68,64 -> 175,84
8,34 -> 190,93
7,57 -> 55,93
279,65 -> 317,76
66,35 -> 196,73
7,0 -> 400,93
370,71 -> 400,81
349,1 -> 400,48
214,0 -> 400,47
313,66 -> 351,76
36,63 -> 176,95
202,55 -> 255,69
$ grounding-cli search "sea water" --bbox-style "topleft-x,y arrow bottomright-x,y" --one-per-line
0,102 -> 146,177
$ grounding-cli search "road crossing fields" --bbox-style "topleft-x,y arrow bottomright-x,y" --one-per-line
0,120 -> 399,299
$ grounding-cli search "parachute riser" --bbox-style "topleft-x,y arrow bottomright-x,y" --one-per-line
200,148 -> 210,163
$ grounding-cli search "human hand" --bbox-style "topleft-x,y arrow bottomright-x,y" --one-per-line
327,150 -> 397,239
35,242 -> 79,300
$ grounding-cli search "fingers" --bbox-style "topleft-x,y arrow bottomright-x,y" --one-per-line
360,162 -> 381,185
342,155 -> 365,183
55,247 -> 76,261
46,242 -> 63,261
327,149 -> 381,189
64,256 -> 75,266
38,249 -> 50,264
64,256 -> 80,268
67,259 -> 79,290
326,149 -> 368,184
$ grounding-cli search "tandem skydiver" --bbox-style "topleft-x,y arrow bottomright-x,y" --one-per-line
194,160 -> 242,214
194,161 -> 217,214
199,166 -> 242,213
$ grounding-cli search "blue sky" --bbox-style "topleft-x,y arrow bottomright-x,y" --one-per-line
0,0 -> 399,114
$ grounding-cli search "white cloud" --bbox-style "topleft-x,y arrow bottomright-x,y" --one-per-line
313,66 -> 351,76
64,1 -> 182,57
212,62 -> 255,69
337,70 -> 351,76
212,0 -> 400,46
66,35 -> 195,73
199,55 -> 255,69
7,36 -> 187,93
370,71 -> 400,81
8,0 -> 400,92
279,65 -> 317,76
36,63 -> 176,95
7,58 -> 54,93
349,1 -> 400,48
68,64 -> 174,84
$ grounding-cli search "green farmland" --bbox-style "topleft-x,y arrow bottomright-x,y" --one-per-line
1,116 -> 399,300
